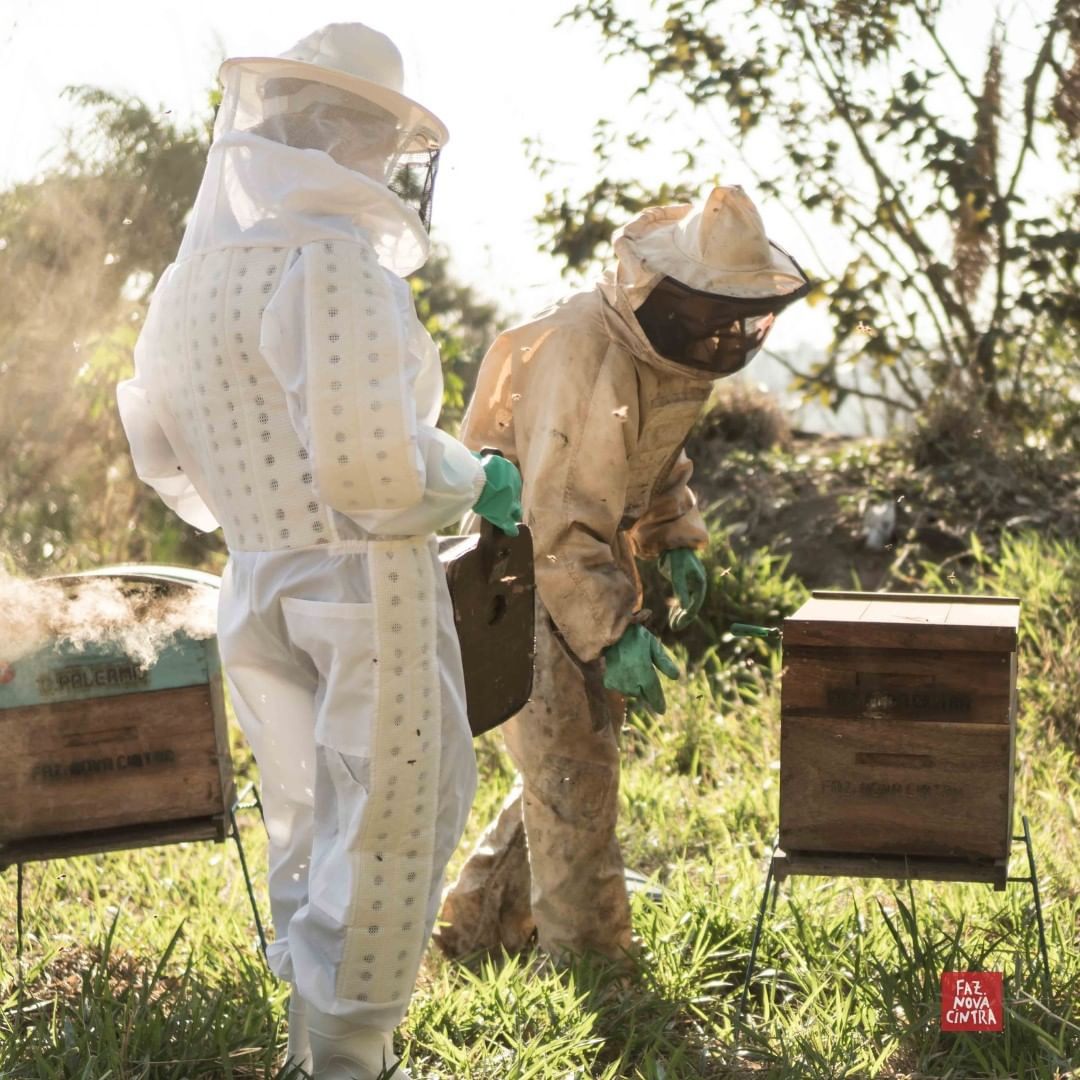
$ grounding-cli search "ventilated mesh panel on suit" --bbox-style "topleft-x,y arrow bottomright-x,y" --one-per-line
337,539 -> 442,1003
304,238 -> 424,514
154,246 -> 336,551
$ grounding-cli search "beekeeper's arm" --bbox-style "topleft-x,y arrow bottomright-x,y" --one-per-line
629,449 -> 710,630
512,335 -> 639,663
626,450 -> 708,559
260,238 -> 486,534
116,271 -> 219,533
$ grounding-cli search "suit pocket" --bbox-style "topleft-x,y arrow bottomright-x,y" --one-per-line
280,597 -> 378,757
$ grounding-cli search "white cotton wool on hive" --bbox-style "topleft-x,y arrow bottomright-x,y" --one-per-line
0,568 -> 217,666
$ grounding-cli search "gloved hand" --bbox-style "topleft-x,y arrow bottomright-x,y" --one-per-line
471,452 -> 522,536
602,623 -> 681,714
658,548 -> 708,631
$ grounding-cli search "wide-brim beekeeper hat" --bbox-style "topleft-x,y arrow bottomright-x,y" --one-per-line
613,185 -> 807,300
218,22 -> 449,152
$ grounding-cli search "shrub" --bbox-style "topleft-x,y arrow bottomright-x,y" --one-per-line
688,381 -> 792,455
920,531 -> 1080,741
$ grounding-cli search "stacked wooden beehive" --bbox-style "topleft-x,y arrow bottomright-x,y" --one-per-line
0,568 -> 233,867
778,591 -> 1020,888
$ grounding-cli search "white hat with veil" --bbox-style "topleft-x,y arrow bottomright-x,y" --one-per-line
177,23 -> 445,277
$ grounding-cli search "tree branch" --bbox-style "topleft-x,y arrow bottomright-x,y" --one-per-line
791,16 -> 977,343
725,143 -> 845,283
913,4 -> 982,109
990,6 -> 1066,344
765,348 -> 917,412
847,213 -> 959,367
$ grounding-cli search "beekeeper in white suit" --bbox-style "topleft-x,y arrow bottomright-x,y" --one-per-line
117,23 -> 521,1080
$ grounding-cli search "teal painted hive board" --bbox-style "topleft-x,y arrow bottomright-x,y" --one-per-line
0,633 -> 220,710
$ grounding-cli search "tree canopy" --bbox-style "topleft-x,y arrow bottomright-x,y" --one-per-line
537,0 -> 1079,440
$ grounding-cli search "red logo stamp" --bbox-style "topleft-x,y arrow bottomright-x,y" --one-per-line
941,971 -> 1004,1031
0,662 -> 14,685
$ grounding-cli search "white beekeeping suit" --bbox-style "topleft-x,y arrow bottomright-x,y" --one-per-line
117,24 -> 491,1080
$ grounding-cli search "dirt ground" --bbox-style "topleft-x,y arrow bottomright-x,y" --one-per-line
683,415 -> 1079,593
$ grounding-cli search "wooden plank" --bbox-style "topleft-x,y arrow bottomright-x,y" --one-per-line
779,715 -> 1012,860
781,646 -> 1013,724
0,816 -> 228,868
0,685 -> 229,843
861,599 -> 952,625
773,850 -> 1010,890
782,616 -> 1017,652
206,662 -> 237,814
788,592 -> 1019,651
945,603 -> 1022,629
0,635 -> 213,710
810,590 -> 1020,607
1006,657 -> 1017,855
787,596 -> 873,624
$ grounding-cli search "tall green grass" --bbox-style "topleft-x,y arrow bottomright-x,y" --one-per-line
2,533 -> 1078,1077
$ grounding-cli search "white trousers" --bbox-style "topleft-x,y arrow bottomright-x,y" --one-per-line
218,538 -> 477,1031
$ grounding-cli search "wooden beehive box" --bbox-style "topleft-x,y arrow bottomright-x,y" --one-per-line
778,590 -> 1020,886
0,567 -> 233,867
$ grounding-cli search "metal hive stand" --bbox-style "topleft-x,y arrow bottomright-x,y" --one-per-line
6,782 -> 270,1004
228,782 -> 271,959
735,814 -> 1052,1036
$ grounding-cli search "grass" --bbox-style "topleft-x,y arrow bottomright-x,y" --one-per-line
1,532 -> 1078,1077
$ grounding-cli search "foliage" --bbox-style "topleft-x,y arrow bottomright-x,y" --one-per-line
694,381 -> 793,453
3,534 -> 1079,1077
412,247 -> 501,429
539,0 -> 1080,434
0,87 -> 219,576
918,531 -> 1080,742
2,32 -> 1078,1080
0,87 -> 500,577
679,414 -> 1080,600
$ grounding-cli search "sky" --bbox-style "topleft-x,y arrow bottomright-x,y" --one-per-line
0,0 -> 1063,432
0,0 -> 657,321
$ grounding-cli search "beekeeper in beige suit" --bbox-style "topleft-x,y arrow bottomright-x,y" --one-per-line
436,186 -> 810,962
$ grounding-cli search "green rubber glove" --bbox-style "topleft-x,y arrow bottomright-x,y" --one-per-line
471,452 -> 522,536
658,548 -> 708,630
602,623 -> 681,714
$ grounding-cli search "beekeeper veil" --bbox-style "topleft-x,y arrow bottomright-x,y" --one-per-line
178,24 -> 447,274
602,186 -> 811,377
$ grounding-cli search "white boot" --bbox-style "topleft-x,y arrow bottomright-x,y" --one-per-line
284,987 -> 314,1075
307,1008 -> 410,1080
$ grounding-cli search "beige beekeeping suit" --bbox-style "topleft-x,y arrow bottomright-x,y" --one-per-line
437,188 -> 809,961
472,286 -> 717,651
437,268 -> 715,961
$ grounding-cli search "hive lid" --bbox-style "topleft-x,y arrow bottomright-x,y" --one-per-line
784,590 -> 1020,652
57,564 -> 221,591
